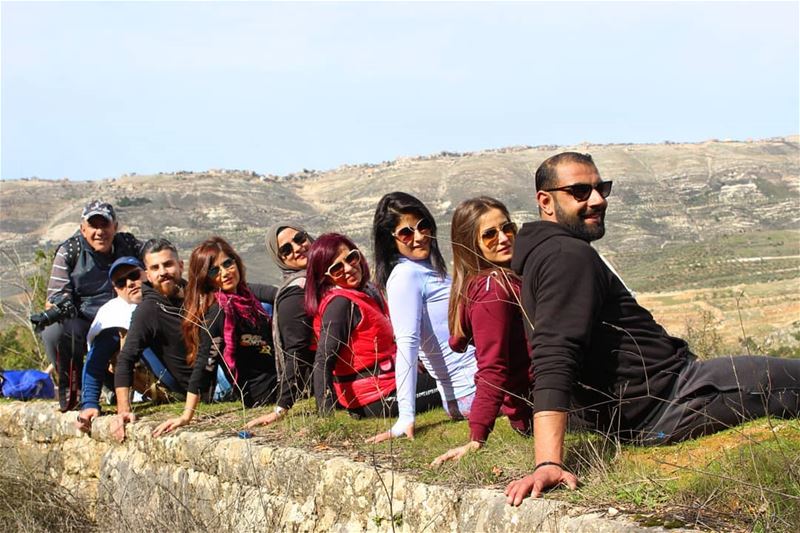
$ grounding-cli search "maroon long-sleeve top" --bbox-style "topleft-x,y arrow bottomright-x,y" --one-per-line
450,271 -> 533,443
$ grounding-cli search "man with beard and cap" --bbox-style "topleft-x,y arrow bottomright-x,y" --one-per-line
505,152 -> 800,505
246,223 -> 316,429
111,238 -> 193,442
41,200 -> 140,412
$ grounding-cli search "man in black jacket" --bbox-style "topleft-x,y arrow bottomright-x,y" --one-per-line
111,238 -> 192,442
505,152 -> 800,505
42,200 -> 140,411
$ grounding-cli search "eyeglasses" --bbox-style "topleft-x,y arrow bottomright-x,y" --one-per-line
481,221 -> 517,249
393,218 -> 433,244
112,269 -> 141,289
326,249 -> 361,279
278,231 -> 309,258
208,257 -> 236,279
543,181 -> 613,202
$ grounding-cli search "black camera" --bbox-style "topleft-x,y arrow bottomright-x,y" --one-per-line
30,293 -> 77,332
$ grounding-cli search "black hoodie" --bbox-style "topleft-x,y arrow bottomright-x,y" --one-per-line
511,220 -> 689,432
114,282 -> 192,392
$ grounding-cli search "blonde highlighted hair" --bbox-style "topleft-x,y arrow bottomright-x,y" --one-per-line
448,196 -> 517,339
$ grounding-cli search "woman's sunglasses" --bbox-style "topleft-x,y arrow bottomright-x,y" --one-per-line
208,257 -> 236,279
326,249 -> 361,279
543,181 -> 613,202
278,231 -> 309,258
481,221 -> 517,248
392,218 -> 433,244
112,269 -> 142,289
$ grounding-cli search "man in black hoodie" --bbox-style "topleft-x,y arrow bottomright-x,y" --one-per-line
505,152 -> 800,505
111,238 -> 193,442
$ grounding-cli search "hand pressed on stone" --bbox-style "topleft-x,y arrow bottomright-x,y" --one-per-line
75,407 -> 100,434
504,465 -> 579,506
110,412 -> 136,443
152,415 -> 190,437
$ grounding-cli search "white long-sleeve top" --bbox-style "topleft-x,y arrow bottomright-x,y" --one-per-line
386,258 -> 477,436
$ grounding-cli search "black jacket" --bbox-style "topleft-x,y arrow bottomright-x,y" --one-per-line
48,232 -> 141,320
188,284 -> 278,407
273,283 -> 316,409
114,283 -> 192,392
511,221 -> 689,432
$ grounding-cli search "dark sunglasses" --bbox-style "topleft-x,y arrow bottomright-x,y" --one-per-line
326,249 -> 361,279
392,218 -> 433,244
208,257 -> 236,279
278,231 -> 309,258
543,181 -> 613,202
112,269 -> 142,289
481,221 -> 517,248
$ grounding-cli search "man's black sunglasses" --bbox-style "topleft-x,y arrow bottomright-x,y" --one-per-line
278,231 -> 309,258
208,257 -> 236,279
112,269 -> 141,289
543,181 -> 613,202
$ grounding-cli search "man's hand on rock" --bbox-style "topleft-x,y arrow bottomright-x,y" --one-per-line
75,407 -> 100,434
110,412 -> 136,443
504,464 -> 578,506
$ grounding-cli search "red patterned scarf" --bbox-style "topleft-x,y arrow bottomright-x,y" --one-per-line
214,284 -> 268,381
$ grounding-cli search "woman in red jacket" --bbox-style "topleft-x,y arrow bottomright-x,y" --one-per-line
305,233 -> 397,417
432,197 -> 533,465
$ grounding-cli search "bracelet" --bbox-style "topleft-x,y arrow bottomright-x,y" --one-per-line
534,461 -> 566,472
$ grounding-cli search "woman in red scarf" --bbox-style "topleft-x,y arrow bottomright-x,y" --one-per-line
153,236 -> 277,436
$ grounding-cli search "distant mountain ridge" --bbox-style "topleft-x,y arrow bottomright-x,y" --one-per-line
1,136 -> 798,293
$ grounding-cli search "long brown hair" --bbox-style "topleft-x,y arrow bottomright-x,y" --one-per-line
182,236 -> 247,365
448,196 -> 516,339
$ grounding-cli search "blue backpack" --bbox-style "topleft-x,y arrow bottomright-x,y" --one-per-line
0,370 -> 55,400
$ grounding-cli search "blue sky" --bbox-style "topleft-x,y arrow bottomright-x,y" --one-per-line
2,1 -> 798,181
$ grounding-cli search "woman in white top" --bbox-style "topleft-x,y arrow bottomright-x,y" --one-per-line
367,192 -> 478,443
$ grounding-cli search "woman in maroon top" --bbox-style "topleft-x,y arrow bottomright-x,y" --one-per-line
432,196 -> 533,465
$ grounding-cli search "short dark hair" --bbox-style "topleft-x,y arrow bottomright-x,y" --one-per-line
372,191 -> 447,290
535,152 -> 597,192
141,238 -> 178,261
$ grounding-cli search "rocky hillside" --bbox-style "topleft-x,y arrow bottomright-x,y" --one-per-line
1,137 -> 798,295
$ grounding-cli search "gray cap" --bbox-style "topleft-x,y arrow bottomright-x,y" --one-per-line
82,200 -> 116,222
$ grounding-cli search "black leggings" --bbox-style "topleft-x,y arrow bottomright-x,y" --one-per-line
636,355 -> 800,445
348,371 -> 440,419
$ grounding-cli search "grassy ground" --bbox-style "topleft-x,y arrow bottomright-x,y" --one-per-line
121,396 -> 800,533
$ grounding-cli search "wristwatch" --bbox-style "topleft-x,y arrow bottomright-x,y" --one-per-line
274,406 -> 286,416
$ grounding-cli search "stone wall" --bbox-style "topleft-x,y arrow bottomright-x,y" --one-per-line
0,402 -> 685,532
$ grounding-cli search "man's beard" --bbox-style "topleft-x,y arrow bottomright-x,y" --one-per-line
153,276 -> 180,298
554,201 -> 606,242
